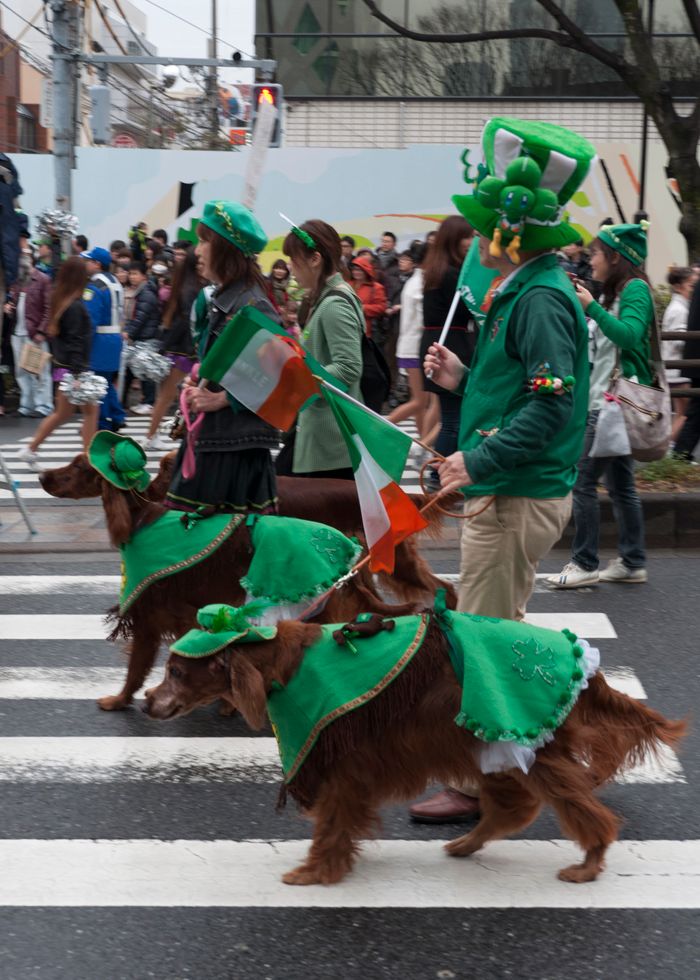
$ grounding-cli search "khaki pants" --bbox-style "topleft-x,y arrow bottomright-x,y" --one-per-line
453,493 -> 571,796
458,494 -> 572,621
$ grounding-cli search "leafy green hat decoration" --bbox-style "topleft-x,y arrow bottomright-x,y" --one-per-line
170,599 -> 278,658
279,212 -> 317,250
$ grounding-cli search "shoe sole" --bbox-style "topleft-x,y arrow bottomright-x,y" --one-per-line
409,811 -> 481,825
598,577 -> 647,584
547,579 -> 599,589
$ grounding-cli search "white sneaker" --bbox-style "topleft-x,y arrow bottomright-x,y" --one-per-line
17,446 -> 41,471
142,434 -> 173,452
130,403 -> 153,416
598,557 -> 648,583
546,561 -> 599,589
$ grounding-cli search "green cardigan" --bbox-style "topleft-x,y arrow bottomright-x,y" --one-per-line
586,278 -> 654,386
293,273 -> 365,473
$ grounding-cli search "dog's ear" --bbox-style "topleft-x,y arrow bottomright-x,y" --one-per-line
229,656 -> 268,730
101,482 -> 133,547
146,450 -> 177,502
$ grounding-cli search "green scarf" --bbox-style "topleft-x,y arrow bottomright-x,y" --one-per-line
119,512 -> 244,614
240,515 -> 362,605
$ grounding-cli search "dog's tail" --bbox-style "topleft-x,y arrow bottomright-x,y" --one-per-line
572,672 -> 687,785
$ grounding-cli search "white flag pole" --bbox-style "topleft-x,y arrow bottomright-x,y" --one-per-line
426,288 -> 461,379
241,99 -> 277,212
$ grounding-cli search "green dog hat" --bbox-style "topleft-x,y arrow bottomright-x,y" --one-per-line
597,221 -> 648,267
453,117 -> 597,262
170,601 -> 278,658
87,431 -> 150,492
200,200 -> 268,256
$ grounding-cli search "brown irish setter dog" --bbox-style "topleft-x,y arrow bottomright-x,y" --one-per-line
40,453 -> 453,710
144,616 -> 686,887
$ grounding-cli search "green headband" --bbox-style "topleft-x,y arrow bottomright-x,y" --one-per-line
280,212 -> 317,250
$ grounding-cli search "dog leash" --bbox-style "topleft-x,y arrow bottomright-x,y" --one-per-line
179,387 -> 205,480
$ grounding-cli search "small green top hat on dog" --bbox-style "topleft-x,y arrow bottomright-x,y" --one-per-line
88,431 -> 151,492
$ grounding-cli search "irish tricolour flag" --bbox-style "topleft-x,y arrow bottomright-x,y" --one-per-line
199,306 -> 319,431
322,383 -> 428,573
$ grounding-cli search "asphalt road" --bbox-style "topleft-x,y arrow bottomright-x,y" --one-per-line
0,547 -> 698,980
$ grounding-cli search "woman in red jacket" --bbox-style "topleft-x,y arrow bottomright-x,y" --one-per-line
350,253 -> 388,338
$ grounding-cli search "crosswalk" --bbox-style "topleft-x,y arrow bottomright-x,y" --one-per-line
0,568 -> 695,918
0,417 -> 429,501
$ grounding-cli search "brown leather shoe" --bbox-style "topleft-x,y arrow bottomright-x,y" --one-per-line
409,788 -> 480,824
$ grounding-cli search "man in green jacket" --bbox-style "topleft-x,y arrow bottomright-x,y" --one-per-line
411,117 -> 596,824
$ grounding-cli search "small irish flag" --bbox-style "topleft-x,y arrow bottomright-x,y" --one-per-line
199,306 -> 319,431
322,383 -> 428,573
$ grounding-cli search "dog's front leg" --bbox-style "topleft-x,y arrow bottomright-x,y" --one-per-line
283,786 -> 375,886
98,629 -> 161,711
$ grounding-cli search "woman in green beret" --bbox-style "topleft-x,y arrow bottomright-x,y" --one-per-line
280,219 -> 364,479
165,200 -> 281,515
548,222 -> 652,589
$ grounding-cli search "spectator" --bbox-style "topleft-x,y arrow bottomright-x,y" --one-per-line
173,240 -> 193,264
123,260 -> 160,415
549,222 -> 653,589
143,248 -> 201,451
558,237 -> 592,288
7,234 -> 52,418
387,241 -> 431,440
0,154 -> 22,344
34,237 -> 56,280
420,215 -> 476,483
425,229 -> 437,247
662,266 -> 695,443
72,234 -> 89,255
109,240 -> 126,266
282,297 -> 300,338
350,254 -> 387,338
383,248 -> 414,389
266,258 -> 290,311
18,257 -> 97,465
82,246 -> 126,433
129,222 -> 148,261
340,235 -> 355,278
674,276 -> 700,462
375,231 -> 399,275
152,228 -> 168,248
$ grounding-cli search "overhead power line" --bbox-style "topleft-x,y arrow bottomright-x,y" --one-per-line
137,0 -> 256,61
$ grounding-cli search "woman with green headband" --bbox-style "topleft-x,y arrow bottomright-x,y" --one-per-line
164,200 -> 281,516
279,219 -> 365,480
549,222 -> 652,589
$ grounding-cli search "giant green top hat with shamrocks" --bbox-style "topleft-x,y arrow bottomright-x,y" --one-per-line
454,117 -> 597,265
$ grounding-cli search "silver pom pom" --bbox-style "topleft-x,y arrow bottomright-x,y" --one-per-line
59,371 -> 109,405
37,209 -> 80,239
124,342 -> 171,382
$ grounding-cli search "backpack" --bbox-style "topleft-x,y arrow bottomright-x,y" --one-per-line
324,287 -> 391,413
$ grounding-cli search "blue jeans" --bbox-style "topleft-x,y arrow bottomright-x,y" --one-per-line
571,410 -> 646,571
434,390 -> 462,459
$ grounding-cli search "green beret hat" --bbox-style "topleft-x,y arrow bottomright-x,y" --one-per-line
170,602 -> 278,658
453,117 -> 597,253
87,431 -> 150,492
597,221 -> 649,267
200,200 -> 268,256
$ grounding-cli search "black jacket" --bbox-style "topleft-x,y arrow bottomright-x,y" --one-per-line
0,154 -> 22,288
126,281 -> 160,341
682,278 -> 700,380
50,299 -> 92,373
196,280 -> 282,452
421,264 -> 477,394
159,282 -> 198,357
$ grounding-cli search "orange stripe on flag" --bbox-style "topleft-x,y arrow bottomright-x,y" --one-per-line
257,357 -> 319,431
369,481 -> 428,573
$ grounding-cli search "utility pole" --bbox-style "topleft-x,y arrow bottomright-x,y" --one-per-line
208,0 -> 219,149
49,0 -> 78,210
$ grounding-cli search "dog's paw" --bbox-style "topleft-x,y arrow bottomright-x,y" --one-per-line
282,865 -> 322,886
444,836 -> 481,858
97,693 -> 131,711
557,862 -> 602,883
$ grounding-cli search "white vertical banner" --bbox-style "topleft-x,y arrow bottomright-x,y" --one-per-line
241,99 -> 277,212
40,78 -> 53,130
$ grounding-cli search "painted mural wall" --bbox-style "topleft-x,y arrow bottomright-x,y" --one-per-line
12,141 -> 689,284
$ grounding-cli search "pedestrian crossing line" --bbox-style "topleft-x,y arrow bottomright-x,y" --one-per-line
0,839 -> 696,908
0,576 -> 120,594
0,666 -> 644,701
0,736 -> 683,785
0,611 -> 619,640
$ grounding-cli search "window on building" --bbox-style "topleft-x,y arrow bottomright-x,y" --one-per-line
17,104 -> 36,152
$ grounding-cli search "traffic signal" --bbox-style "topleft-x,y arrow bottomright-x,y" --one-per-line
249,83 -> 283,147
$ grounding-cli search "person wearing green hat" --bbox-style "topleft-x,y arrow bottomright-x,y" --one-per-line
164,200 -> 281,516
412,117 -> 593,824
548,222 -> 653,589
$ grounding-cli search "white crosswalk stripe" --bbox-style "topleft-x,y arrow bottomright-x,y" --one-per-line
0,571 -> 691,913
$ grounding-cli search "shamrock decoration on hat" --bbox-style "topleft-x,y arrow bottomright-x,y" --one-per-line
454,117 -> 597,264
87,431 -> 151,492
170,600 -> 278,658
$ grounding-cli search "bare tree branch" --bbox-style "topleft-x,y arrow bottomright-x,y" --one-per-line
533,0 -> 630,75
359,0 -> 579,50
681,0 -> 700,46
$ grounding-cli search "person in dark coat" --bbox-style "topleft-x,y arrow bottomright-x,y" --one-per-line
123,260 -> 161,414
674,276 -> 700,460
0,154 -> 22,344
18,257 -> 96,466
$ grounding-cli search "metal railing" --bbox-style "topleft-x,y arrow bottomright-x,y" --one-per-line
661,331 -> 700,397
